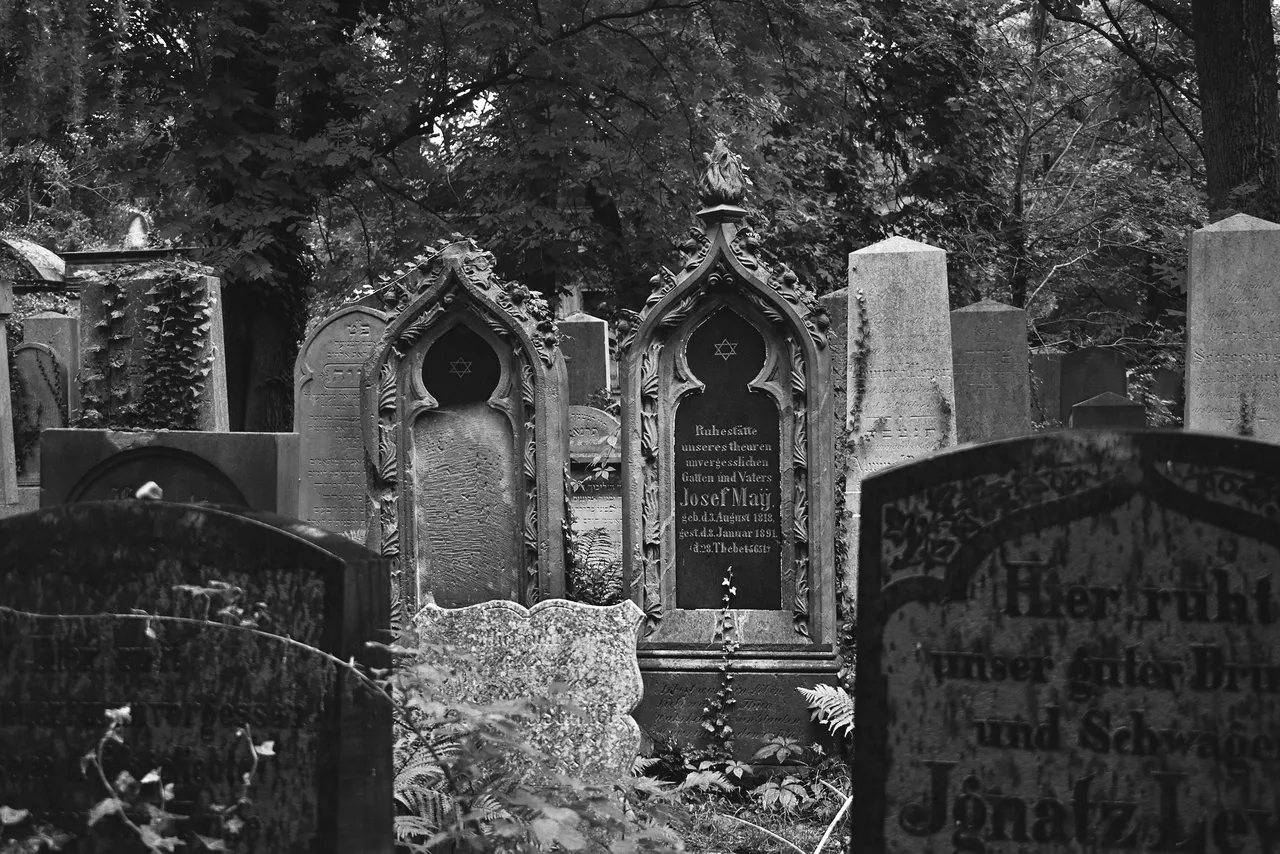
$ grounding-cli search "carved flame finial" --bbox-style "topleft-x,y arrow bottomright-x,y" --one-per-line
698,136 -> 750,208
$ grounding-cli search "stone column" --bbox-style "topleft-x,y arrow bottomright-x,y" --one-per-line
846,237 -> 956,602
0,282 -> 17,504
1185,213 -> 1280,439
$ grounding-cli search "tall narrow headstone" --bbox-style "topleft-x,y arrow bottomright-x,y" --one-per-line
950,299 -> 1029,443
22,311 -> 79,418
568,405 -> 623,569
1069,390 -> 1147,427
559,312 -> 611,406
363,238 -> 569,614
79,263 -> 229,430
620,140 -> 837,758
1030,349 -> 1063,427
846,236 -> 956,599
1059,345 -> 1126,418
295,305 -> 388,541
853,431 -> 1280,854
0,281 -> 17,505
1185,213 -> 1280,438
11,342 -> 67,484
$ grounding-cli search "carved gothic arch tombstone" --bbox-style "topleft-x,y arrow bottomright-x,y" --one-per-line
619,145 -> 835,650
362,239 -> 569,617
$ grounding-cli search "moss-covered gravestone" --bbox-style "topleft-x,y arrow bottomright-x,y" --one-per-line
853,431 -> 1280,854
0,501 -> 391,853
362,238 -> 569,614
618,141 -> 837,757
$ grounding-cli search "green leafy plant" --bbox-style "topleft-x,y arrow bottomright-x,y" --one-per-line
701,566 -> 738,752
567,527 -> 624,606
797,684 -> 854,740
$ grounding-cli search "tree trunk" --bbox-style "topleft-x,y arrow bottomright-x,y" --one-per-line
1192,0 -> 1280,218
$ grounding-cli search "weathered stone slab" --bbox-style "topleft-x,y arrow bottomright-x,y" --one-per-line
853,431 -> 1280,854
846,236 -> 956,598
364,241 -> 569,614
1069,390 -> 1146,428
40,429 -> 299,513
21,311 -> 79,418
950,299 -> 1029,443
1030,350 -> 1063,428
295,305 -> 388,541
559,312 -> 611,406
1060,346 -> 1126,418
412,598 -> 644,779
568,406 -> 623,572
1185,213 -> 1280,438
79,265 -> 229,430
0,501 -> 391,853
12,342 -> 67,484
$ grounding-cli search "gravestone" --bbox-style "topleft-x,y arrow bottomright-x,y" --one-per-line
1060,346 -> 1126,420
950,300 -> 1030,443
620,140 -> 837,758
559,312 -> 611,406
0,281 -> 17,506
79,263 -> 229,430
40,429 -> 299,513
1070,390 -> 1147,428
295,305 -> 389,541
1185,214 -> 1280,439
568,405 -> 623,570
1030,350 -> 1064,428
12,342 -> 67,484
410,599 -> 643,779
22,311 -> 79,418
0,500 -> 391,853
852,431 -> 1280,854
363,238 -> 569,614
846,236 -> 957,599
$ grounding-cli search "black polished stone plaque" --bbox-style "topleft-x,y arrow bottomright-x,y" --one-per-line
423,322 -> 501,406
674,308 -> 781,609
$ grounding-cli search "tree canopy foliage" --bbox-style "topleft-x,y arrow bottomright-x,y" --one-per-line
0,0 -> 1266,427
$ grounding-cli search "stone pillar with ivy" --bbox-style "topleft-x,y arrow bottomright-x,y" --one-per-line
0,281 -> 18,504
77,261 -> 229,431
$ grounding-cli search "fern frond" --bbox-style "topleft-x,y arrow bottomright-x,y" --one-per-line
797,684 -> 854,738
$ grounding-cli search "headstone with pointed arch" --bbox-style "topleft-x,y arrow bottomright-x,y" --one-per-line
618,141 -> 838,756
362,239 -> 570,616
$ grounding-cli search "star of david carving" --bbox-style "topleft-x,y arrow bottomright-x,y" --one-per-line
449,357 -> 473,378
713,338 -> 739,361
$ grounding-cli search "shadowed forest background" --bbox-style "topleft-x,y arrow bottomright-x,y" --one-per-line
2,0 -> 1275,430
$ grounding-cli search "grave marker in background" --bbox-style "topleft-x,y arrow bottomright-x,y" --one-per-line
295,305 -> 388,541
1185,214 -> 1280,439
559,312 -> 611,406
846,236 -> 956,597
1060,345 -> 1125,420
950,299 -> 1029,443
0,501 -> 391,854
1030,349 -> 1063,428
853,431 -> 1280,854
12,342 -> 66,484
1070,390 -> 1146,428
22,311 -> 79,418
40,429 -> 299,513
620,141 -> 837,758
0,281 -> 17,506
79,264 -> 229,431
568,405 -> 623,566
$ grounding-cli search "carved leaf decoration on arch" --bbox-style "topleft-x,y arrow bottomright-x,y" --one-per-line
380,496 -> 399,558
639,343 -> 661,398
793,418 -> 807,471
520,361 -> 536,409
659,293 -> 700,330
396,304 -> 444,355
793,556 -> 811,637
678,228 -> 711,275
523,503 -> 538,557
523,423 -> 537,481
378,363 -> 398,414
378,424 -> 398,484
793,487 -> 809,543
641,411 -> 658,461
789,343 -> 806,397
642,479 -> 661,548
746,291 -> 786,329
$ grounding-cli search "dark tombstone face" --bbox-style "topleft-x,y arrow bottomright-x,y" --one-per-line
423,322 -> 501,406
852,432 -> 1280,854
66,447 -> 249,505
0,502 -> 389,854
673,307 -> 782,609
